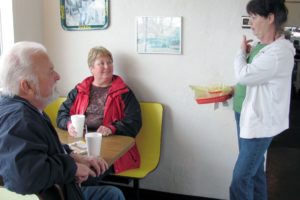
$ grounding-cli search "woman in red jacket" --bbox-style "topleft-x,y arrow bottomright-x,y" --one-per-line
57,46 -> 142,173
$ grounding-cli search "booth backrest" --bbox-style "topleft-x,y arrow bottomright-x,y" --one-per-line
44,97 -> 67,126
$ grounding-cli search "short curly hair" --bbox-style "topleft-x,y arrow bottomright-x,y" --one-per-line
87,46 -> 113,67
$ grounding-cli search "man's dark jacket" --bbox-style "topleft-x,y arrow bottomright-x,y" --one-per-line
0,96 -> 83,199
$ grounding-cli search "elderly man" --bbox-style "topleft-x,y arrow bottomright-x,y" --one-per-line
0,41 -> 125,200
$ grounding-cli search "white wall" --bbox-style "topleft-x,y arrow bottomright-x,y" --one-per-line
10,0 -> 299,199
286,2 -> 300,27
12,0 -> 43,43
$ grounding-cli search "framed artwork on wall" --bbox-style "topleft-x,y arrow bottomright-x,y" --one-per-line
136,16 -> 182,54
241,16 -> 250,29
60,0 -> 109,31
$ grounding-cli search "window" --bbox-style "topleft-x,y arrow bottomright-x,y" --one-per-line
0,9 -> 3,56
0,0 -> 14,55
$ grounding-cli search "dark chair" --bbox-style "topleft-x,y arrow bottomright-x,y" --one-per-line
37,184 -> 65,200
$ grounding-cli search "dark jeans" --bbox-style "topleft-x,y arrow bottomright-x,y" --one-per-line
82,166 -> 114,186
230,112 -> 273,200
81,185 -> 125,200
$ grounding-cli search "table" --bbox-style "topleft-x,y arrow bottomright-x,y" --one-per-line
56,128 -> 135,167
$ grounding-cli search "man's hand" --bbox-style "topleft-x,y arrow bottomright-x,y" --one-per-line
71,153 -> 108,176
81,156 -> 108,176
75,163 -> 96,183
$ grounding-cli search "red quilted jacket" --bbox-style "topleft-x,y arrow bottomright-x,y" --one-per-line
69,76 -> 141,173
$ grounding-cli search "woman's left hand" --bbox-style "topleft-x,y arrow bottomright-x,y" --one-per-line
97,125 -> 112,136
241,35 -> 253,54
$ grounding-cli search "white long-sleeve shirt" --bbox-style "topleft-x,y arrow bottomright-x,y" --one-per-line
234,36 -> 295,139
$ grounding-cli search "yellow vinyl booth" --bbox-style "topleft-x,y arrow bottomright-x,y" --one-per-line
116,102 -> 163,177
44,97 -> 67,127
103,102 -> 164,200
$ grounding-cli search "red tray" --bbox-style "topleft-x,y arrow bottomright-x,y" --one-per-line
196,93 -> 232,104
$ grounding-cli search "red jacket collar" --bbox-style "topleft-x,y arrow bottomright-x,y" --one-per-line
76,75 -> 128,96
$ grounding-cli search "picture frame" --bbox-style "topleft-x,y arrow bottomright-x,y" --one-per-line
136,16 -> 182,54
60,0 -> 109,31
241,16 -> 250,29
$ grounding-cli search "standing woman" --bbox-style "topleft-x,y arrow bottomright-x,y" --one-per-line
230,0 -> 295,199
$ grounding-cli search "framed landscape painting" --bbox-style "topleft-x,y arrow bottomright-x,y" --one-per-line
136,16 -> 182,54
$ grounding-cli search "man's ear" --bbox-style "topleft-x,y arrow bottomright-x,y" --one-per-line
19,80 -> 32,94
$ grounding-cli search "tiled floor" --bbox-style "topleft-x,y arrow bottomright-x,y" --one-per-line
267,147 -> 300,200
120,186 -> 218,200
266,92 -> 300,200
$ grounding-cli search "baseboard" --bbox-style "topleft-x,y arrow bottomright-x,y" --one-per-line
115,185 -> 221,200
100,175 -> 221,200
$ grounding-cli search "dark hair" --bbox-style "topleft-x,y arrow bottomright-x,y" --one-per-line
246,0 -> 288,32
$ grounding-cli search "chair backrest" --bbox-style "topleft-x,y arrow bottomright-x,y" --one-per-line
44,97 -> 66,126
136,102 -> 163,169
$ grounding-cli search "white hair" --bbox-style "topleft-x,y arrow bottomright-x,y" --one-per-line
0,41 -> 47,96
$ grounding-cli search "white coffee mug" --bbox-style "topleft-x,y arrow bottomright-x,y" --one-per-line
85,132 -> 102,157
71,114 -> 85,138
